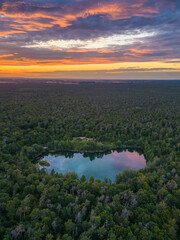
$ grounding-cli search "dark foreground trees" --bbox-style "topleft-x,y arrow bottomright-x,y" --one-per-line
0,81 -> 179,239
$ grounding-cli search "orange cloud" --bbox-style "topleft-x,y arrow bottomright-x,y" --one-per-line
0,30 -> 26,36
0,0 -> 160,34
66,49 -> 119,53
0,57 -> 119,66
0,54 -> 15,58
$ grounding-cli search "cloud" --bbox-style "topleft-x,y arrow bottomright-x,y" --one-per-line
24,31 -> 155,50
0,0 -> 179,79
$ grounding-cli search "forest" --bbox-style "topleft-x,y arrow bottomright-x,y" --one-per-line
0,81 -> 179,240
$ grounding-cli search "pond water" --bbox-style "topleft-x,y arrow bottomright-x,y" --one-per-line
39,149 -> 146,181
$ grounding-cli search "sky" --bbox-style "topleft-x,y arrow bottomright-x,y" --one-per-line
0,0 -> 180,80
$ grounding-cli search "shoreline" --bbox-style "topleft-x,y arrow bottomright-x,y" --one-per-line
33,145 -> 145,162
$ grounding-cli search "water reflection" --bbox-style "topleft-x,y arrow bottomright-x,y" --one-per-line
40,149 -> 146,181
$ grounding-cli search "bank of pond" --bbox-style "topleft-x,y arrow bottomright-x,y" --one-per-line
39,149 -> 146,181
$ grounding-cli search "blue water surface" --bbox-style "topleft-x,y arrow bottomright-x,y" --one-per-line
40,150 -> 146,181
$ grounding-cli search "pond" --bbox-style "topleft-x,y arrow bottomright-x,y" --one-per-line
39,149 -> 146,181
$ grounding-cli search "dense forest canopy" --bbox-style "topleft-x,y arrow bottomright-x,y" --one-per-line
0,81 -> 179,240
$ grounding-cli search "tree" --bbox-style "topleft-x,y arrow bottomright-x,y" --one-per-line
65,219 -> 75,235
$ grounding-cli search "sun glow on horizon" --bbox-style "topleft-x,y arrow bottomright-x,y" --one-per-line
0,60 -> 180,79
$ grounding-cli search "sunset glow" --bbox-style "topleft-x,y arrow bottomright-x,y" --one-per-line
0,0 -> 180,79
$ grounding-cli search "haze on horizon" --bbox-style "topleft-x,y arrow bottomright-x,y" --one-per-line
0,0 -> 180,80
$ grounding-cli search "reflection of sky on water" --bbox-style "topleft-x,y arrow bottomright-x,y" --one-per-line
40,150 -> 146,181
